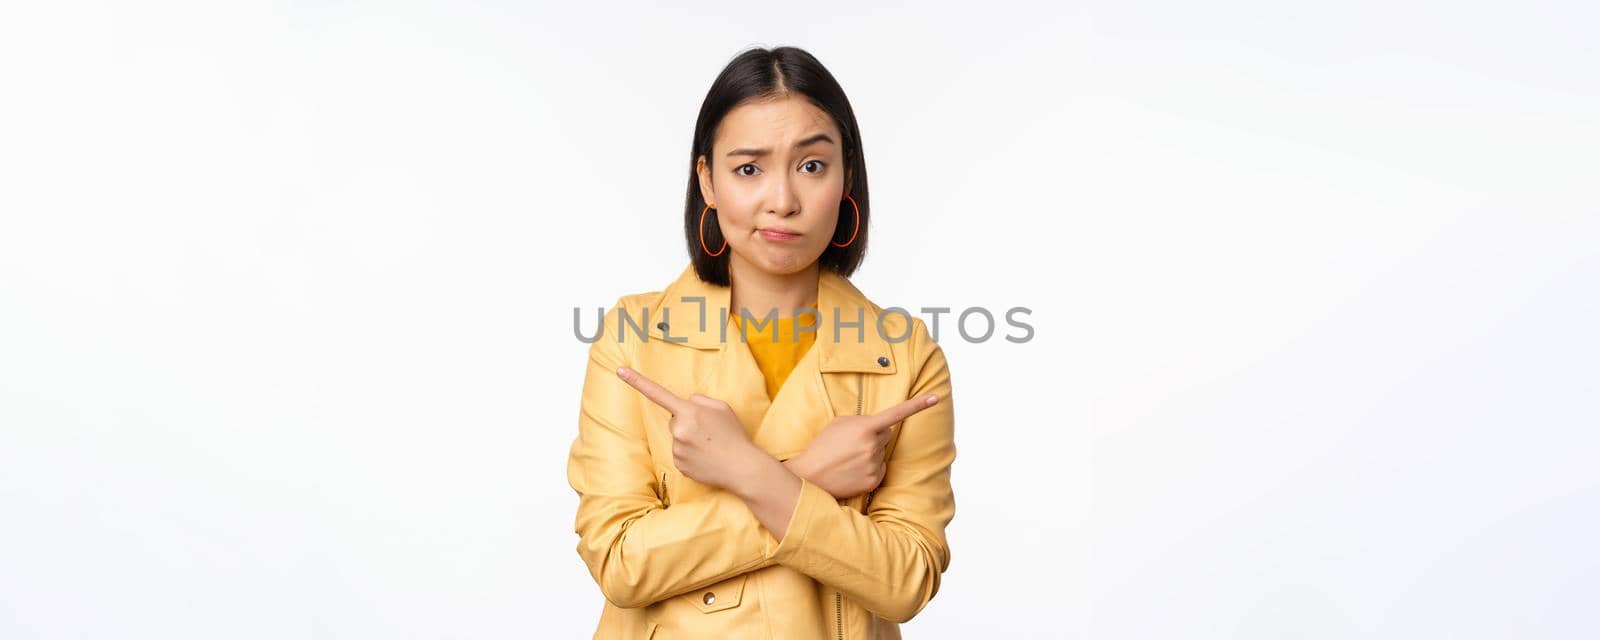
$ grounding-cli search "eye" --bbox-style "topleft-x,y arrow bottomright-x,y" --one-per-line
735,163 -> 760,177
800,160 -> 826,174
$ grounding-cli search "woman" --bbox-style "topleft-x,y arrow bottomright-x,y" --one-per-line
567,46 -> 957,639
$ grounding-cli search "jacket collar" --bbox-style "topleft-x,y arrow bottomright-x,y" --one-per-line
645,263 -> 897,375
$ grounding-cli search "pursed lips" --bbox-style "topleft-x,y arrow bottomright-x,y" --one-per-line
757,227 -> 802,240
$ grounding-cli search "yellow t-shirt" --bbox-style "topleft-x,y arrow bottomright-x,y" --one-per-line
730,304 -> 819,399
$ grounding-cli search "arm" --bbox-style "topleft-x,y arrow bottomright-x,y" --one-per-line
781,456 -> 835,495
566,301 -> 781,609
761,319 -> 957,623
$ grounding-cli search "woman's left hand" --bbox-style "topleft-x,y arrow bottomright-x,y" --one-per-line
617,366 -> 760,491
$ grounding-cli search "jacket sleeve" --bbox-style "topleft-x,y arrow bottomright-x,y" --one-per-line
567,299 -> 781,609
767,318 -> 958,623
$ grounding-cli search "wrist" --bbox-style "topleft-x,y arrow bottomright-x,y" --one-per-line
781,451 -> 816,482
730,448 -> 795,502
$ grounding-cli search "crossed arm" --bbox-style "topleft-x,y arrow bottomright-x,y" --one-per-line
567,305 -> 957,622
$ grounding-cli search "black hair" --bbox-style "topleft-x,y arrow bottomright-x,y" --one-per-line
684,46 -> 870,286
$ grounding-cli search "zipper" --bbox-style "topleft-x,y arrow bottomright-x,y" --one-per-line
661,472 -> 670,507
855,371 -> 864,416
834,372 -> 866,640
860,371 -> 876,511
835,590 -> 844,640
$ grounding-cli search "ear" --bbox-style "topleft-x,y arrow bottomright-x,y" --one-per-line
696,155 -> 716,207
842,158 -> 855,197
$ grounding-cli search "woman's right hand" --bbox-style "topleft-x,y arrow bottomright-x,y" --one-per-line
789,394 -> 941,499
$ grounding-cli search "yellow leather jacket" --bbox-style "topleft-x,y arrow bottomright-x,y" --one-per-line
567,264 -> 957,639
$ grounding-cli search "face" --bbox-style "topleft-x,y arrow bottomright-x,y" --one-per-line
697,95 -> 849,277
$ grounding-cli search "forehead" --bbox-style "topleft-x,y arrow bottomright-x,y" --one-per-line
715,96 -> 840,147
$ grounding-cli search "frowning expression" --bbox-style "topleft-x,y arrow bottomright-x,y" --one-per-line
696,95 -> 849,276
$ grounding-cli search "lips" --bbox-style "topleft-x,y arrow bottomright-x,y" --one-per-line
758,228 -> 802,241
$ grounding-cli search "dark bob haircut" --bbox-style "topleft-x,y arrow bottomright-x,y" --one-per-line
684,46 -> 870,286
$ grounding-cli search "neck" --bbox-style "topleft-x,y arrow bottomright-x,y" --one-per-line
727,256 -> 821,320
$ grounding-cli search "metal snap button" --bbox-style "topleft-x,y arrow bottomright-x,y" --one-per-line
657,322 -> 669,331
703,591 -> 716,605
877,356 -> 890,367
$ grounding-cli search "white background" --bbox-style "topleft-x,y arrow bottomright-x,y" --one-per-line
2,1 -> 1596,638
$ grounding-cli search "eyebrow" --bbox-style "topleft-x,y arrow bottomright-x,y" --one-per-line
725,133 -> 836,158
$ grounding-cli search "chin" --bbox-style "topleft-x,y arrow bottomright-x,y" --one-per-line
756,250 -> 824,276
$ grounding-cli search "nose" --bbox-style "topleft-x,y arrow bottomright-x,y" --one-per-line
766,172 -> 799,218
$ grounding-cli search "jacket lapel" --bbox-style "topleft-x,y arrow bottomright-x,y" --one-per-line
644,264 -> 898,459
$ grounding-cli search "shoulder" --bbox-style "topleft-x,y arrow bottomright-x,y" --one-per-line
902,314 -> 947,375
610,290 -> 664,317
586,289 -> 665,365
853,290 -> 947,380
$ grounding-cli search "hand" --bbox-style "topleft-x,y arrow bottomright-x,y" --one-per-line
790,394 -> 941,499
616,366 -> 761,491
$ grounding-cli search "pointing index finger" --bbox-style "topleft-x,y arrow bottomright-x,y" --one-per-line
867,394 -> 940,430
616,366 -> 687,414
